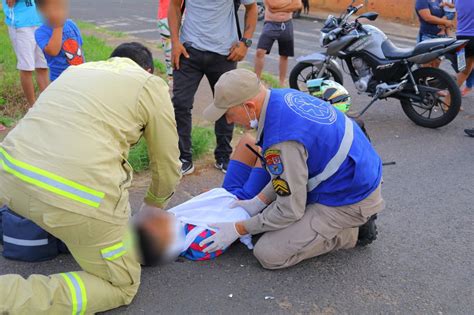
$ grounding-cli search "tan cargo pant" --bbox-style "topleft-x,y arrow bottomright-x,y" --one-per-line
0,179 -> 141,314
253,184 -> 385,269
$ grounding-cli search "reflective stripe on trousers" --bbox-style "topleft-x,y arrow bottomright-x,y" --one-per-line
60,272 -> 88,315
0,148 -> 105,208
307,116 -> 354,191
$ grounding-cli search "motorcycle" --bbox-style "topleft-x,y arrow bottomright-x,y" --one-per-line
289,0 -> 468,128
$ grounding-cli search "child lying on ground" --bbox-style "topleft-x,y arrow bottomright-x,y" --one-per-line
133,134 -> 270,264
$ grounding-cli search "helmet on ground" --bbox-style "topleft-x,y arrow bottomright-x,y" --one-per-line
307,79 -> 352,113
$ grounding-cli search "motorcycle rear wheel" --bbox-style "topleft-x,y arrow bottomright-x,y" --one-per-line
400,67 -> 461,129
289,62 -> 343,92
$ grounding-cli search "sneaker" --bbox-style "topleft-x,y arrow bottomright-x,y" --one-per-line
465,129 -> 474,138
214,160 -> 229,174
357,214 -> 378,247
181,159 -> 195,175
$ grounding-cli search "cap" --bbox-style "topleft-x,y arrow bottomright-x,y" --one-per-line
203,69 -> 261,122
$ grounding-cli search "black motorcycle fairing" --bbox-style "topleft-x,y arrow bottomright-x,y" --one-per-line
327,35 -> 359,56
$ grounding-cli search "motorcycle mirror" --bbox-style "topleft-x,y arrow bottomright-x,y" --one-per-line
356,12 -> 379,22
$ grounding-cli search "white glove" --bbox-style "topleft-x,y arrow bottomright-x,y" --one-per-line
199,222 -> 241,253
230,196 -> 267,217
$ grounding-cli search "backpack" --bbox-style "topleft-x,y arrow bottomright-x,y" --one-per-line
0,205 -> 69,262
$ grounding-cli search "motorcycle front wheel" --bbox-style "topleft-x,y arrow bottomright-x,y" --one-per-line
400,67 -> 461,129
289,62 -> 344,92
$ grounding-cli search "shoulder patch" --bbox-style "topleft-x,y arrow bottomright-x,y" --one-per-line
265,149 -> 284,176
272,177 -> 291,197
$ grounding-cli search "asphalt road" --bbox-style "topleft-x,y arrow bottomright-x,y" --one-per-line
0,1 -> 473,314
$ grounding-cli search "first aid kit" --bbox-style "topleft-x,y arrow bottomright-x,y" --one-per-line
0,205 -> 68,262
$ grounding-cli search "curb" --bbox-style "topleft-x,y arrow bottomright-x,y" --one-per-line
297,14 -> 418,42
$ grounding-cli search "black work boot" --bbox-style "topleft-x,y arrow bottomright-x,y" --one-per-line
357,214 -> 378,246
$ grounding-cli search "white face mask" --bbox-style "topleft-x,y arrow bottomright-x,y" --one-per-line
243,104 -> 258,129
164,218 -> 186,261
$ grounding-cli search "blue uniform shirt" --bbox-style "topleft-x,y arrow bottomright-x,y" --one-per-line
2,0 -> 42,28
35,19 -> 84,81
259,89 -> 382,207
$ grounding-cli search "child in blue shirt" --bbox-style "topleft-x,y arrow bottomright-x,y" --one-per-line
35,0 -> 84,81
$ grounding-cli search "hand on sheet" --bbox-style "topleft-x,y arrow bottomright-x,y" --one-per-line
230,196 -> 267,217
199,222 -> 241,253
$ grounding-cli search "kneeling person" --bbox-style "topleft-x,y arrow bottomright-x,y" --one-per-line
0,43 -> 181,313
200,69 -> 385,269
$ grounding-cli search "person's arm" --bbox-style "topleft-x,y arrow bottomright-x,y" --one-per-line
266,0 -> 302,13
227,1 -> 257,62
418,8 -> 453,27
235,141 -> 309,235
137,76 -> 182,208
168,0 -> 189,70
43,27 -> 63,56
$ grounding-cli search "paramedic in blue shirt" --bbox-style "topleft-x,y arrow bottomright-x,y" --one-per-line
200,69 -> 385,269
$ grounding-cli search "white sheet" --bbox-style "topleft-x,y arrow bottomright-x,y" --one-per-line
168,188 -> 253,250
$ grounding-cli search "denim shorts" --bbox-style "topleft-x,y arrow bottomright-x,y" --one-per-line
444,12 -> 455,20
417,32 -> 448,43
222,160 -> 270,200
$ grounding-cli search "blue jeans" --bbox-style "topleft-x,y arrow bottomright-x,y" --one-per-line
418,32 -> 447,43
466,71 -> 474,89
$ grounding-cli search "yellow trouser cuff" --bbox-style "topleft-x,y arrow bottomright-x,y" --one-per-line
144,190 -> 173,208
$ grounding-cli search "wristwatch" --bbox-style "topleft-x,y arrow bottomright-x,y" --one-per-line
240,37 -> 253,48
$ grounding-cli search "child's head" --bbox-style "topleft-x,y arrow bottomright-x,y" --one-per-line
36,0 -> 69,27
133,207 -> 184,266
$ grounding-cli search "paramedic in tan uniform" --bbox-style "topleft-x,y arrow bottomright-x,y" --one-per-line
199,69 -> 385,269
0,43 -> 181,314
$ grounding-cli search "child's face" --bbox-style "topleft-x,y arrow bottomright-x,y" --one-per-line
39,0 -> 69,28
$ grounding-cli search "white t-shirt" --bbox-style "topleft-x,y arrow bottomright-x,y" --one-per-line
168,188 -> 253,251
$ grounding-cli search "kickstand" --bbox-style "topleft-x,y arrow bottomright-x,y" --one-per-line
353,94 -> 381,118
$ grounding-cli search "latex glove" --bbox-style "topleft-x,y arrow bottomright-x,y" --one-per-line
200,222 -> 241,253
230,196 -> 267,217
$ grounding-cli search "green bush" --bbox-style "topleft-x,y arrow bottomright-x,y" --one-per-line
128,126 -> 215,172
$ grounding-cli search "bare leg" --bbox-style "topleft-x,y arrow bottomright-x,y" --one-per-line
254,49 -> 267,79
279,55 -> 289,87
230,133 -> 259,167
35,68 -> 49,93
19,70 -> 36,107
457,57 -> 474,87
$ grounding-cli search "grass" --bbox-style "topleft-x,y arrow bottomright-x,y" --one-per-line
240,64 -> 281,88
128,126 -> 216,172
0,14 -> 168,127
75,20 -> 126,38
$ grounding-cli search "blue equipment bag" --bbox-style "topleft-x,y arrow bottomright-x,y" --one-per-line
1,207 -> 61,262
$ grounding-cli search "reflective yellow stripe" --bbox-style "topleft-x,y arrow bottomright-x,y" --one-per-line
101,242 -> 127,261
0,148 -> 104,208
70,273 -> 87,315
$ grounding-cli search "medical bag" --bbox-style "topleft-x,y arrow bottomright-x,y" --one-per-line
0,205 -> 68,262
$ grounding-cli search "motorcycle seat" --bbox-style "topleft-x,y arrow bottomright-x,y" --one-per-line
382,40 -> 414,59
382,38 -> 457,60
412,38 -> 456,55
